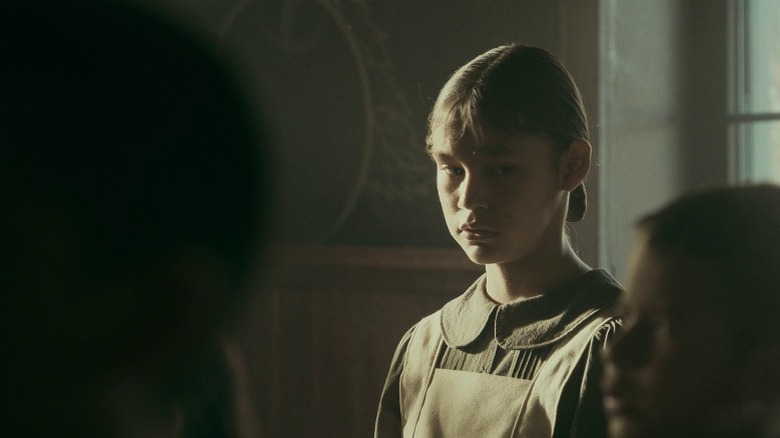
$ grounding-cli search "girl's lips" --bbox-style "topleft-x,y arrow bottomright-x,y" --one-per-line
461,227 -> 498,240
601,381 -> 640,418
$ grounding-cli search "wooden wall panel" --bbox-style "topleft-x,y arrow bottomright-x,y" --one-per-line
242,245 -> 482,437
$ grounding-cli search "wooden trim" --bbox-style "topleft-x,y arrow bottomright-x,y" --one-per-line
727,112 -> 780,122
259,244 -> 482,295
268,244 -> 481,271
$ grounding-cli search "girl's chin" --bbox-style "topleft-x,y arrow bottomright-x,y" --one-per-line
460,244 -> 506,266
606,418 -> 646,438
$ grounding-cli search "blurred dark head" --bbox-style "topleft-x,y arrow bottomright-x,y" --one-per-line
603,185 -> 780,438
1,0 -> 269,403
637,184 -> 780,350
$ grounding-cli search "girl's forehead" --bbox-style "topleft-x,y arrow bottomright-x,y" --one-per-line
431,128 -> 552,157
626,245 -> 727,313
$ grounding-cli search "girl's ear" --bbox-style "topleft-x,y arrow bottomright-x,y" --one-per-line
559,138 -> 592,191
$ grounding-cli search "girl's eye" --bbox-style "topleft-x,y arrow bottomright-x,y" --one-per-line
441,166 -> 464,176
620,310 -> 674,340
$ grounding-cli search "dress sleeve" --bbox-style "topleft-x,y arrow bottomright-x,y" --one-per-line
374,325 -> 416,438
554,318 -> 622,438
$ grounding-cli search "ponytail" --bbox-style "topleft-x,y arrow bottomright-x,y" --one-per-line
567,184 -> 586,222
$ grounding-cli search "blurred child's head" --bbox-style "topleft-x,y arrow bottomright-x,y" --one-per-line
602,184 -> 780,438
1,0 -> 271,433
426,44 -> 589,222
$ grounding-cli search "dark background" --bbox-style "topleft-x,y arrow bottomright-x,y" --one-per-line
146,0 -> 569,248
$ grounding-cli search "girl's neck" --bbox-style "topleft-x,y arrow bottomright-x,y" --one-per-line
484,242 -> 590,304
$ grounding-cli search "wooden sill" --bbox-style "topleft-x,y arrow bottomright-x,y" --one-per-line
267,244 -> 481,271
261,244 -> 482,293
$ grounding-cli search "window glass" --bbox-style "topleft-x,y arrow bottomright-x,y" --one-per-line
734,120 -> 780,182
731,0 -> 780,183
744,0 -> 780,114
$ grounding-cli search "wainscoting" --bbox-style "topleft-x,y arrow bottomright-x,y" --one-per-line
243,245 -> 482,437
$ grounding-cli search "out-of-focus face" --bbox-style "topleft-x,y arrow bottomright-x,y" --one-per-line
601,238 -> 738,437
429,128 -> 568,266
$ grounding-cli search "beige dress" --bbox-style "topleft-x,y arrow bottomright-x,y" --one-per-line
375,270 -> 621,438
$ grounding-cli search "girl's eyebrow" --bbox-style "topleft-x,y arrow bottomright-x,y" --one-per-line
428,150 -> 452,160
473,144 -> 514,157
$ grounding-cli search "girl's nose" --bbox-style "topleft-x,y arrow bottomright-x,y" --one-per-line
458,174 -> 489,210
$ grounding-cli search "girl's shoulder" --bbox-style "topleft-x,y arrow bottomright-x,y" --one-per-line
570,268 -> 623,297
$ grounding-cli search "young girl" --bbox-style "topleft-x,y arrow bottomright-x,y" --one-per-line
375,44 -> 622,437
602,185 -> 780,438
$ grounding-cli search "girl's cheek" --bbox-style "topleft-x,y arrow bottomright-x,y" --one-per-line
437,185 -> 459,205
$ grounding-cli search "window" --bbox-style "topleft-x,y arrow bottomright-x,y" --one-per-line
729,0 -> 780,183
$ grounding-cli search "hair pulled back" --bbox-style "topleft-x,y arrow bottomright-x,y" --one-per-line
426,44 -> 590,222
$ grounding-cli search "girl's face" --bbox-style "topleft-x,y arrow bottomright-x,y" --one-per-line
601,241 -> 739,438
429,128 -> 569,266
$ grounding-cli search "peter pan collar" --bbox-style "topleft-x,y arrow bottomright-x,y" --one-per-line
440,270 -> 621,350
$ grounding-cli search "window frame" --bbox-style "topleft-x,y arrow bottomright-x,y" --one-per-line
728,0 -> 780,182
